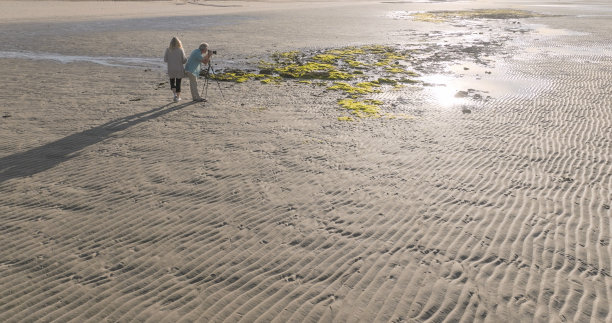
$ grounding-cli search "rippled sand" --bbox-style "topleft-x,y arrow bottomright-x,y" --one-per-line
1,1 -> 611,322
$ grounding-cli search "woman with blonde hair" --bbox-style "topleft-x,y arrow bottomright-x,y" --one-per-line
164,37 -> 187,102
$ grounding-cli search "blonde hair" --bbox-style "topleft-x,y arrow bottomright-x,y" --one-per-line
169,37 -> 182,49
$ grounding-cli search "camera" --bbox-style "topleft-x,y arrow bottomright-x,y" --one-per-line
211,50 -> 217,54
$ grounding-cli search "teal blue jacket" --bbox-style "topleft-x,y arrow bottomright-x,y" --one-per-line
185,49 -> 204,75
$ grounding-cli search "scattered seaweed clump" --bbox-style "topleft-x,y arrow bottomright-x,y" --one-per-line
210,69 -> 266,83
385,66 -> 418,75
338,99 -> 383,118
260,77 -> 282,84
273,62 -> 352,80
312,54 -> 340,63
211,45 -> 422,120
327,82 -> 381,96
337,116 -> 355,122
271,51 -> 302,64
411,9 -> 547,23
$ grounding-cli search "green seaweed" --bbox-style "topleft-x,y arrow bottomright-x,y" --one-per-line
398,77 -> 420,84
345,60 -> 366,68
273,62 -> 353,80
327,82 -> 381,95
362,45 -> 394,54
211,71 -> 265,83
272,51 -> 301,64
261,77 -> 282,84
326,47 -> 365,59
211,45 -> 425,120
338,98 -> 382,118
411,9 -> 547,23
312,54 -> 340,63
375,51 -> 408,67
376,78 -> 398,85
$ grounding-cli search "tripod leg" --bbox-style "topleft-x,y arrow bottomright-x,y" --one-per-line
208,65 -> 226,100
200,63 -> 213,102
205,77 -> 209,100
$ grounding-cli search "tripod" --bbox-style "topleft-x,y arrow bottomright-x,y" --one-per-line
201,61 -> 226,101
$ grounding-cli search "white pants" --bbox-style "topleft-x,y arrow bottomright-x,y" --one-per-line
186,72 -> 201,100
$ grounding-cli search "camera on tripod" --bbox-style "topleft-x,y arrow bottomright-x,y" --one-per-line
200,52 -> 225,101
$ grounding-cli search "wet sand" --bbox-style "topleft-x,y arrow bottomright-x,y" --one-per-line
1,1 -> 611,322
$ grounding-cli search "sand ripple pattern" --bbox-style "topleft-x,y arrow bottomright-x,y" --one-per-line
1,31 -> 612,323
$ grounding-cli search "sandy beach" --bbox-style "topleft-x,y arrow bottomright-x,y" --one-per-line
1,0 -> 611,322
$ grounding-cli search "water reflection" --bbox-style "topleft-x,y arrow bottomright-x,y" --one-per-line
420,74 -> 469,107
419,59 -> 548,107
0,50 -> 164,69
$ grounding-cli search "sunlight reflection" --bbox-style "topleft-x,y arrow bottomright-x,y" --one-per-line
420,74 -> 469,108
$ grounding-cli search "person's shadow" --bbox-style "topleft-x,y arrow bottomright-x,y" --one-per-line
0,101 -> 196,185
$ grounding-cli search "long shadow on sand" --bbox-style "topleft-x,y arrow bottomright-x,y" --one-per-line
0,101 -> 196,185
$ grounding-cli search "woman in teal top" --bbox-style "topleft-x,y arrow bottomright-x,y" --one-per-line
185,43 -> 213,102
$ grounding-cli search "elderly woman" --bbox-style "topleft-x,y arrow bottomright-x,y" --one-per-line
164,37 -> 187,102
184,42 -> 213,102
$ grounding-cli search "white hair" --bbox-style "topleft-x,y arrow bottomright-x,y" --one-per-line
198,43 -> 209,51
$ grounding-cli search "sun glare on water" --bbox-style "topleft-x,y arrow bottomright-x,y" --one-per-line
420,74 -> 469,108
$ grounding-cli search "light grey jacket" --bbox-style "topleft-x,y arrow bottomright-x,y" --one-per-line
164,47 -> 187,79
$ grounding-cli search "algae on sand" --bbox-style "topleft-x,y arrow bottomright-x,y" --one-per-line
410,9 -> 548,23
327,82 -> 381,96
210,45 -> 422,120
338,98 -> 383,118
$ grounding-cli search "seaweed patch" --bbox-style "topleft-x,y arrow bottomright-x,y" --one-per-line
327,82 -> 381,96
338,98 -> 383,118
210,45 -> 421,120
410,9 -> 548,23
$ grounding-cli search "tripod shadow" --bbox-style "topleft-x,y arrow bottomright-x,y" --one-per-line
0,101 -> 196,185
